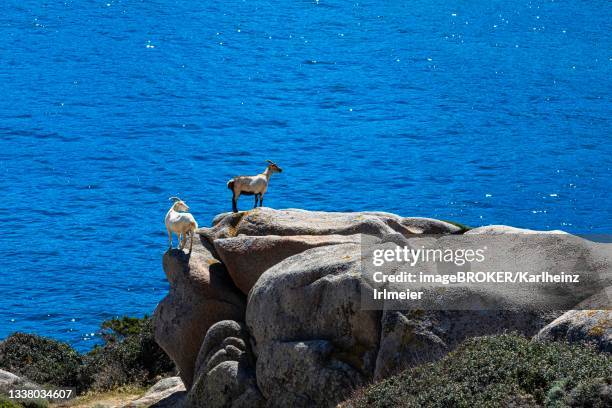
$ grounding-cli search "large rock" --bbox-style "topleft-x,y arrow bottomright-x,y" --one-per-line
128,377 -> 186,408
214,234 -> 360,294
0,369 -> 39,395
246,244 -> 381,407
155,209 -> 611,407
208,208 -> 462,297
243,228 -> 610,405
185,320 -> 264,408
153,236 -> 246,389
370,229 -> 611,378
465,225 -> 566,235
202,208 -> 462,243
362,230 -> 611,311
535,309 -> 612,352
257,340 -> 366,407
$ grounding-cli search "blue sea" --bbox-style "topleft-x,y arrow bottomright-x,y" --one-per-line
0,0 -> 610,350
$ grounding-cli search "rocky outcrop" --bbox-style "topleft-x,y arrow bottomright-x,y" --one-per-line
128,377 -> 186,408
214,234 -> 360,294
153,208 -> 611,407
186,320 -> 264,408
0,369 -> 39,396
204,209 -> 460,297
247,244 -> 380,407
535,309 -> 611,352
465,225 -> 567,235
202,208 -> 462,242
153,236 -> 246,388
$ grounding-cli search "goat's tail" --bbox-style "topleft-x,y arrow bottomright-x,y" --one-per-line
227,179 -> 235,190
191,220 -> 198,230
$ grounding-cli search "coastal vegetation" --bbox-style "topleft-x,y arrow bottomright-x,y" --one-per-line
0,397 -> 47,408
0,333 -> 81,391
343,334 -> 612,408
5,331 -> 606,407
0,316 -> 175,396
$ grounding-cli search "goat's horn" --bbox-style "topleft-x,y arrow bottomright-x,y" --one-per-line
266,160 -> 275,164
169,196 -> 181,202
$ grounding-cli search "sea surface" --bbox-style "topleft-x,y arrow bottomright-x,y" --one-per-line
0,0 -> 610,350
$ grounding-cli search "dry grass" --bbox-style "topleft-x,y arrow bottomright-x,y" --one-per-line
51,386 -> 146,408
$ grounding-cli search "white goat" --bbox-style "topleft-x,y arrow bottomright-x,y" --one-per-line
165,197 -> 198,251
227,160 -> 283,212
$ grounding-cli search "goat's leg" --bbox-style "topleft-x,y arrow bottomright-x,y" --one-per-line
167,228 -> 173,249
189,231 -> 194,252
180,233 -> 188,250
260,194 -> 264,207
232,192 -> 240,213
253,194 -> 258,208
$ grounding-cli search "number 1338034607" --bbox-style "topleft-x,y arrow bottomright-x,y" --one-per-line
9,388 -> 75,401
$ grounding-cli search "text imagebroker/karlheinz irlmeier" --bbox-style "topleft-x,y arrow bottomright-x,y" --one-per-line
371,270 -> 581,285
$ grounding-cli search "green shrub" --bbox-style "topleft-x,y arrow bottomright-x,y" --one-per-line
0,333 -> 82,390
564,377 -> 611,407
100,316 -> 150,340
15,401 -> 47,408
344,334 -> 612,408
0,396 -> 22,408
545,379 -> 569,408
0,396 -> 48,408
440,220 -> 472,233
0,316 -> 175,394
79,316 -> 175,391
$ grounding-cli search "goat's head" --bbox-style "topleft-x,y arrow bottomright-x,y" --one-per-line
169,196 -> 190,212
266,160 -> 283,173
